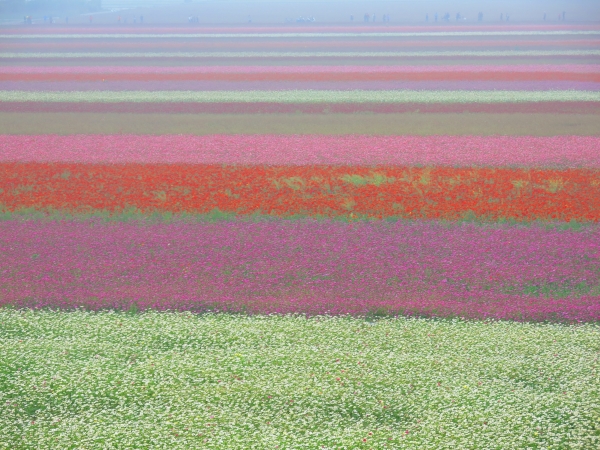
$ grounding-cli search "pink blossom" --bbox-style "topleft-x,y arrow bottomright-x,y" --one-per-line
1,135 -> 599,168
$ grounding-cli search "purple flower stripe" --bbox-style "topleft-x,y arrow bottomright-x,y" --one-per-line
1,220 -> 599,322
2,65 -> 597,74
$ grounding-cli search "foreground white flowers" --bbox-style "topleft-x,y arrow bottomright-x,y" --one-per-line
0,309 -> 598,449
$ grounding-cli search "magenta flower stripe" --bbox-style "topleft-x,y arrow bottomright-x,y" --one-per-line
4,81 -> 598,92
2,65 -> 597,74
1,220 -> 598,322
2,134 -> 599,168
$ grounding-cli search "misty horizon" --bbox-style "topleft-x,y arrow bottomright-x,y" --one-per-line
2,0 -> 599,24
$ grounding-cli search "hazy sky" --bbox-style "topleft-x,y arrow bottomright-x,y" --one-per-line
97,0 -> 600,23
5,0 -> 599,23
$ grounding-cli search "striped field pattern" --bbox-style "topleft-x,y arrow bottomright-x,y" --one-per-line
1,22 -> 600,450
1,24 -> 599,321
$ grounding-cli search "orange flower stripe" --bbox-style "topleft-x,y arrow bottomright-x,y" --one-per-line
1,163 -> 598,221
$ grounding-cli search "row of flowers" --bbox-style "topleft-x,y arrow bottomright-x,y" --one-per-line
2,100 -> 596,114
3,309 -> 597,448
2,89 -> 599,103
2,135 -> 598,168
5,30 -> 599,39
5,81 -> 598,92
6,39 -> 597,52
1,163 -> 599,221
3,73 -> 597,83
3,64 -> 597,73
3,50 -> 600,59
2,219 -> 598,321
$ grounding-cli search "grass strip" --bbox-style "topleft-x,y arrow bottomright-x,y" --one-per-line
0,208 -> 596,231
1,101 -> 600,115
1,112 -> 598,135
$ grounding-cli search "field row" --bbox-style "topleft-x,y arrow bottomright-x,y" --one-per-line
6,30 -> 600,39
3,101 -> 599,115
2,135 -> 598,167
3,71 -> 598,83
4,50 -> 600,59
1,163 -> 599,221
4,39 -> 598,52
4,65 -> 597,73
2,220 -> 599,321
6,81 -> 598,92
2,90 -> 599,103
3,112 -> 598,136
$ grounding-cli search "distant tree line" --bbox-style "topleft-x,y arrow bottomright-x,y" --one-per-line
1,0 -> 101,13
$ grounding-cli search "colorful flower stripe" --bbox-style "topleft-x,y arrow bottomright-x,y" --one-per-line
5,39 -> 599,51
3,72 -> 598,83
2,90 -> 598,103
5,31 -> 600,39
3,101 -> 597,114
4,65 -> 597,74
2,135 -> 598,168
5,81 -> 599,92
1,163 -> 598,221
2,220 -> 598,322
3,67 -> 597,91
3,50 -> 600,59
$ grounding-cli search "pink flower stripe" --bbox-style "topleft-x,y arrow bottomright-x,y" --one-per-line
2,65 -> 597,74
4,81 -> 597,92
2,135 -> 599,168
2,220 -> 598,322
5,39 -> 599,52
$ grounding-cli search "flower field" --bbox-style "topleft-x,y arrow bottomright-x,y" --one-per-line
3,89 -> 600,103
1,310 -> 598,449
0,22 -> 599,448
2,162 -> 600,221
2,220 -> 600,322
3,100 -> 600,115
2,134 -> 599,166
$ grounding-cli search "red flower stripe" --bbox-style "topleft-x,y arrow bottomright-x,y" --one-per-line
1,163 -> 598,221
